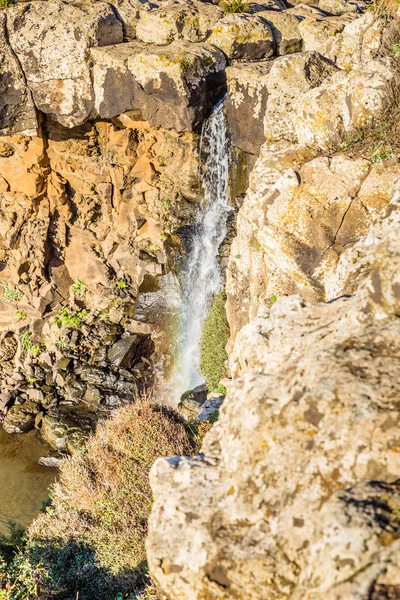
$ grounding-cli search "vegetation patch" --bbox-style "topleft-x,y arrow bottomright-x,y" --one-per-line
222,0 -> 249,13
1,282 -> 22,302
20,332 -> 41,357
200,291 -> 229,392
71,280 -> 87,297
52,308 -> 90,329
0,400 -> 195,599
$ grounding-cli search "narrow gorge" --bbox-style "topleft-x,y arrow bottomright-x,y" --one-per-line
0,0 -> 399,597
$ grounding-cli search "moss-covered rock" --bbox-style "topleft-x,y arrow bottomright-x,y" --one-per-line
200,291 -> 229,392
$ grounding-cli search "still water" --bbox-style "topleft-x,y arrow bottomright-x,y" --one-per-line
0,428 -> 57,534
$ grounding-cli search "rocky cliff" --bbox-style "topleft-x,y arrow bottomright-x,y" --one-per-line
146,2 -> 400,599
0,0 -> 399,597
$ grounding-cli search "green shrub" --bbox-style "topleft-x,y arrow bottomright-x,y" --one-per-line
222,0 -> 249,12
116,279 -> 128,290
1,400 -> 194,599
2,282 -> 22,302
71,280 -> 87,297
52,308 -> 90,329
200,291 -> 229,392
0,0 -> 14,8
15,310 -> 27,322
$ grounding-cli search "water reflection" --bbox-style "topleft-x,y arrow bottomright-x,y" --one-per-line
0,428 -> 57,534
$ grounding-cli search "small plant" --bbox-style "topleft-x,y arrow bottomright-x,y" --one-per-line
222,0 -> 249,12
209,409 -> 220,424
52,308 -> 90,329
269,294 -> 277,306
162,198 -> 170,211
20,331 -> 33,353
116,279 -> 128,290
149,244 -> 160,255
20,332 -> 41,356
371,148 -> 393,163
0,0 -> 14,8
56,338 -> 67,351
14,310 -> 27,322
2,282 -> 22,302
235,253 -> 241,259
216,384 -> 227,395
249,235 -> 262,252
391,42 -> 400,56
31,345 -> 41,358
71,280 -> 87,297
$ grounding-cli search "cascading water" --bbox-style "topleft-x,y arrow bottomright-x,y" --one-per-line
171,100 -> 231,398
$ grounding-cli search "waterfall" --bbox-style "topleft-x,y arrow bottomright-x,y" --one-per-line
170,100 -> 231,398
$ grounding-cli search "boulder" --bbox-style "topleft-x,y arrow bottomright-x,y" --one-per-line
225,51 -> 336,154
0,14 -> 37,136
178,384 -> 208,419
208,14 -> 275,61
7,1 -> 123,127
292,58 -> 395,149
226,63 -> 272,155
195,395 -> 224,423
91,40 -> 226,131
136,3 -> 223,45
108,334 -> 140,368
40,404 -> 99,451
3,401 -> 40,434
257,11 -> 303,55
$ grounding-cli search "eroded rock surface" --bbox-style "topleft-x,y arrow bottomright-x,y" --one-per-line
148,205 -> 400,598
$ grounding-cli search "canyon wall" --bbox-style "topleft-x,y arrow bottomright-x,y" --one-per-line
146,3 -> 400,600
0,0 -> 399,597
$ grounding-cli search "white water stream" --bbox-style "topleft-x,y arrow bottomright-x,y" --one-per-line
170,101 -> 231,398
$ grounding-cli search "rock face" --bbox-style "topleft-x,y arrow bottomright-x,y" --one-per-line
146,4 -> 400,599
0,0 -> 399,595
148,199 -> 400,599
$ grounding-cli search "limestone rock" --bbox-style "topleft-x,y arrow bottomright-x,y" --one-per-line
226,51 -> 336,154
148,219 -> 400,599
136,4 -> 223,45
258,11 -> 303,55
91,40 -> 226,131
0,14 -> 37,136
208,14 -> 275,61
7,1 -> 123,127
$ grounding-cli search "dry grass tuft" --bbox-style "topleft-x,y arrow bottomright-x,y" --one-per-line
24,399 -> 195,598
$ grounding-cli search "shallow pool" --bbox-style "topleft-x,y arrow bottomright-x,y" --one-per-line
0,428 -> 57,534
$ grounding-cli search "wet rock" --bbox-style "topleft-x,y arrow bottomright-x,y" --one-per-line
3,403 -> 37,433
179,384 -> 208,419
195,396 -> 224,423
38,456 -> 60,468
108,335 -> 140,368
40,404 -> 100,451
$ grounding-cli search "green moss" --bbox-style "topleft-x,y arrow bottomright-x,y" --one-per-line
200,291 -> 229,392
